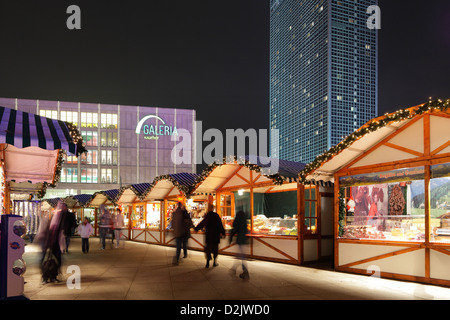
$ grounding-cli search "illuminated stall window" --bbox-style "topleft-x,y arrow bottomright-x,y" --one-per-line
252,190 -> 298,236
220,193 -> 234,230
430,163 -> 450,243
305,187 -> 318,234
340,167 -> 425,242
146,202 -> 161,229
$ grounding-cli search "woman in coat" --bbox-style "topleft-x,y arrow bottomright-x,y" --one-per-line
194,204 -> 225,268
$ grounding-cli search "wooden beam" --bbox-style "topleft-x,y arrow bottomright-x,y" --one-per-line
253,237 -> 298,262
384,142 -> 424,157
341,115 -> 425,171
340,247 -> 421,268
215,165 -> 243,191
431,140 -> 450,156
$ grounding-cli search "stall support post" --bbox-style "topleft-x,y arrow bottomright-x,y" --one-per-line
94,207 -> 98,236
126,205 -> 130,240
163,199 -> 167,244
297,183 -> 305,264
424,164 -> 431,279
216,193 -> 221,217
423,114 -> 431,279
333,176 -> 340,270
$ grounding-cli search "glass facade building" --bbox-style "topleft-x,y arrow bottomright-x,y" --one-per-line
0,97 -> 196,198
270,0 -> 378,163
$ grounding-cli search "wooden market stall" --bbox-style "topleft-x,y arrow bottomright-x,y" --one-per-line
190,155 -> 334,265
0,106 -> 85,213
299,99 -> 450,286
63,194 -> 94,222
0,106 -> 85,299
85,189 -> 120,236
123,173 -> 200,245
115,183 -> 151,241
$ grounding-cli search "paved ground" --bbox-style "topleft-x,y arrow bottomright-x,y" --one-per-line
21,237 -> 450,300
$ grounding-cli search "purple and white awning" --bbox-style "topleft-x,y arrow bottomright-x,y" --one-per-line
0,106 -> 84,156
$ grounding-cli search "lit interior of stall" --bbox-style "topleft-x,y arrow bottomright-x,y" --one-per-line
140,173 -> 200,230
85,189 -> 119,235
191,156 -> 306,234
116,183 -> 151,230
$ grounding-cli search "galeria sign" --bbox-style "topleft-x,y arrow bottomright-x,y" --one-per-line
135,115 -> 178,140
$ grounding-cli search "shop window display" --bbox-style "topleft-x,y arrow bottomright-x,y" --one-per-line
252,190 -> 299,236
146,202 -> 160,230
305,188 -> 318,234
430,163 -> 450,244
165,201 -> 178,230
187,200 -> 208,228
220,194 -> 234,231
131,204 -> 145,229
340,167 -> 426,242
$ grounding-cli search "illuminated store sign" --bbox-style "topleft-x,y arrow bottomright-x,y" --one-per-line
135,115 -> 178,140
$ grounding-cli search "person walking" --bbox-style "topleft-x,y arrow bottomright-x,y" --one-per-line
77,218 -> 94,253
229,211 -> 250,279
98,205 -> 113,250
172,202 -> 194,265
39,201 -> 66,282
114,209 -> 125,248
194,204 -> 225,268
62,209 -> 77,253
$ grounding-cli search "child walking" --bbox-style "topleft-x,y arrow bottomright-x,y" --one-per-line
77,218 -> 94,253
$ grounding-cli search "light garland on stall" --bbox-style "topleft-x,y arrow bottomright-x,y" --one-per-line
37,149 -> 66,199
191,155 -> 289,197
38,121 -> 87,199
298,99 -> 450,184
138,174 -> 198,201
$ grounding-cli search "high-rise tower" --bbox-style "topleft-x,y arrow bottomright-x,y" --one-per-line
270,0 -> 378,163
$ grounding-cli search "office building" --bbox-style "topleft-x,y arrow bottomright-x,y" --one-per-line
270,0 -> 378,163
0,97 -> 196,198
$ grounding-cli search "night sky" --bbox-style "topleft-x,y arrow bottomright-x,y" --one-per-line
0,0 -> 448,162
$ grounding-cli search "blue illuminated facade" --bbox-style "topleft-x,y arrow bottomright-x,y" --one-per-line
270,0 -> 378,163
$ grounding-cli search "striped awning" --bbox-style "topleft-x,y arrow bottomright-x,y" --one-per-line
0,106 -> 85,156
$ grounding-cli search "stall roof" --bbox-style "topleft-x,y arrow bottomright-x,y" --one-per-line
298,99 -> 450,185
42,197 -> 63,208
191,155 -> 306,196
141,173 -> 200,201
116,182 -> 152,204
0,106 -> 86,197
64,194 -> 94,208
87,189 -> 120,207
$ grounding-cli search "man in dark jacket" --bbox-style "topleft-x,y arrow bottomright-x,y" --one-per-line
194,204 -> 225,268
172,202 -> 194,265
62,209 -> 76,253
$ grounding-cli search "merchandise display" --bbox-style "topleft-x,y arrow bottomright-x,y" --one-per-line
146,203 -> 160,229
253,215 -> 298,236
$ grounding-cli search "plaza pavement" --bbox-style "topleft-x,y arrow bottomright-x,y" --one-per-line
21,237 -> 450,301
